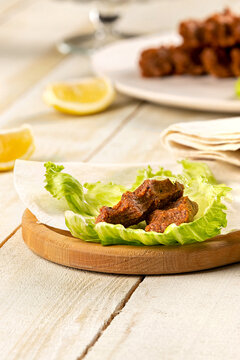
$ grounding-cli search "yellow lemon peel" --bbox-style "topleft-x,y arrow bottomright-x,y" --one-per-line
43,77 -> 115,115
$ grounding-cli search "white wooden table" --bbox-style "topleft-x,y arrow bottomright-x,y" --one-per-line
1,1 -> 240,359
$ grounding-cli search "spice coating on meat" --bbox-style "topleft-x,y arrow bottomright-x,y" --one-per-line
145,196 -> 198,233
171,47 -> 205,75
179,20 -> 205,48
139,47 -> 174,77
139,46 -> 206,78
139,8 -> 240,78
95,179 -> 184,227
201,47 -> 233,77
179,8 -> 239,48
230,48 -> 240,76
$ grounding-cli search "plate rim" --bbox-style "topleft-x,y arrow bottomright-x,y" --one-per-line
91,32 -> 240,113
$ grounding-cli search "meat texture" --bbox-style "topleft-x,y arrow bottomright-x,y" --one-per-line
230,48 -> 240,76
139,47 -> 174,77
179,8 -> 239,48
139,8 -> 240,78
139,46 -> 205,77
171,47 -> 205,75
201,47 -> 233,77
145,196 -> 198,233
95,179 -> 184,228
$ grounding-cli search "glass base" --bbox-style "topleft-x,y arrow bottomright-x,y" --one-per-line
57,31 -> 139,55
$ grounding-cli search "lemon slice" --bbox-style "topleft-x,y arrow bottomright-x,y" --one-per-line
43,77 -> 116,115
0,125 -> 35,171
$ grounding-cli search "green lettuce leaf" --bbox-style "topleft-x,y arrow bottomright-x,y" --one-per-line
65,211 -> 100,243
130,165 -> 173,190
44,161 -> 231,246
44,162 -> 98,216
84,181 -> 126,208
65,179 -> 230,246
180,159 -> 217,184
44,162 -> 126,216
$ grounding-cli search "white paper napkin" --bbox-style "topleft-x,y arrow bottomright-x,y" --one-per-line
161,117 -> 240,166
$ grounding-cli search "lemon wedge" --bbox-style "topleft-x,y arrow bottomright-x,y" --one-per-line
43,77 -> 115,115
0,125 -> 35,171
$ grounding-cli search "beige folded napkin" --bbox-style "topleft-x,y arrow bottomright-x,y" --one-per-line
161,118 -> 240,166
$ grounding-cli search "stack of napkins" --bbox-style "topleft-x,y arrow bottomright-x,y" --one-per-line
161,118 -> 240,166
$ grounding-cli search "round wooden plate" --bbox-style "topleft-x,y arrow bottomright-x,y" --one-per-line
22,209 -> 240,275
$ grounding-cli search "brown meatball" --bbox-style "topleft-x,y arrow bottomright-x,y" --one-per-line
145,196 -> 198,233
201,47 -> 233,77
179,8 -> 239,48
139,8 -> 240,79
231,48 -> 240,76
96,179 -> 184,228
139,47 -> 174,77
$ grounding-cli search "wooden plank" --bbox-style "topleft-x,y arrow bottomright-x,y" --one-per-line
84,264 -> 240,360
90,102 -> 229,163
0,0 -> 228,245
1,74 -> 238,360
73,103 -> 240,359
0,93 -> 141,359
0,229 -> 141,360
0,46 -> 144,359
0,54 -> 139,246
2,3 -> 238,360
1,84 -> 236,356
2,98 -> 234,360
0,171 -> 25,247
0,48 -> 64,114
0,0 -> 92,112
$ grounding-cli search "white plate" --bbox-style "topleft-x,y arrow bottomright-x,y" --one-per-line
91,33 -> 240,113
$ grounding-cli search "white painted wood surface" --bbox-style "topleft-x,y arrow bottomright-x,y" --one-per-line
84,264 -> 240,360
0,54 -> 137,245
0,1 -> 240,360
0,230 -> 140,360
0,0 -> 91,112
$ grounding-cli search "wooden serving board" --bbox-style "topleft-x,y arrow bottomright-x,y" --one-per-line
22,209 -> 240,275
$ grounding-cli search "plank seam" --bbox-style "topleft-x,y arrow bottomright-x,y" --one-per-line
77,276 -> 145,360
0,102 -> 143,246
0,49 -> 66,115
83,102 -> 144,162
0,224 -> 21,248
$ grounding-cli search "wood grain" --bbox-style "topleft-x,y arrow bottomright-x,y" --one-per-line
0,0 -> 91,113
1,1 -> 240,359
2,95 -> 239,359
0,229 -> 141,360
90,102 -> 229,164
79,102 -> 240,358
0,54 -> 139,247
84,262 -> 240,360
22,209 -> 240,275
0,16 -> 142,358
0,0 -> 115,246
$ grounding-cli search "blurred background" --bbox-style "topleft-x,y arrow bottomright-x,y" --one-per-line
0,0 -> 239,116
1,0 -> 240,54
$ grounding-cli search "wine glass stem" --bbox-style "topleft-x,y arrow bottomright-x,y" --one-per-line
90,5 -> 120,43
